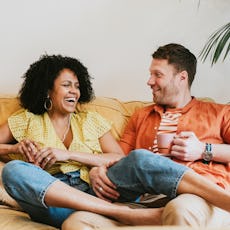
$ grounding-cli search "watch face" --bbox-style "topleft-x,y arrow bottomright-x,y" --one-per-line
203,152 -> 213,161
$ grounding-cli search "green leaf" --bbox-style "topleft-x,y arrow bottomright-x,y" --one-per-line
199,22 -> 230,66
223,42 -> 230,60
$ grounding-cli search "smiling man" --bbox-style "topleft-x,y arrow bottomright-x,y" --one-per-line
120,43 -> 230,227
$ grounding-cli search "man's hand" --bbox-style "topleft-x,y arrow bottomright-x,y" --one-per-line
89,163 -> 120,202
171,131 -> 205,161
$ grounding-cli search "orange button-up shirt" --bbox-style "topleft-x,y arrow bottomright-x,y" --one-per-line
119,98 -> 230,190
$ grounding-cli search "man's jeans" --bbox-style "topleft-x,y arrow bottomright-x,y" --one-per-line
2,149 -> 188,228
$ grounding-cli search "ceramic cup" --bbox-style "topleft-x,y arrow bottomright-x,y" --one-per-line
157,133 -> 175,154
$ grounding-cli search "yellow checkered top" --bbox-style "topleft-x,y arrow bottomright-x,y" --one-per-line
8,109 -> 111,184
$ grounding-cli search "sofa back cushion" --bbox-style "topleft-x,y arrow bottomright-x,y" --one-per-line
77,97 -> 152,140
0,96 -> 21,126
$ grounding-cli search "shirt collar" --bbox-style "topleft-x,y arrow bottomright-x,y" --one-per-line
150,96 -> 197,114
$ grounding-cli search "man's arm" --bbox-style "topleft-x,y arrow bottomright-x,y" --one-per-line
208,143 -> 230,163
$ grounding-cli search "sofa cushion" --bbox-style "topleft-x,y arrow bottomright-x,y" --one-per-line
0,205 -> 57,229
0,96 -> 22,209
0,96 -> 21,126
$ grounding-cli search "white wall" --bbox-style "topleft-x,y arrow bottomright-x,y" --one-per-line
0,0 -> 229,103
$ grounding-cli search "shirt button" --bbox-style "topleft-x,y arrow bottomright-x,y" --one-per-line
154,127 -> 157,130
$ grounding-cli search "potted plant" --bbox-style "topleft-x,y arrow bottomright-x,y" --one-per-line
199,22 -> 230,65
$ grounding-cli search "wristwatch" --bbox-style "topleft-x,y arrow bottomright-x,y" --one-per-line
202,143 -> 213,163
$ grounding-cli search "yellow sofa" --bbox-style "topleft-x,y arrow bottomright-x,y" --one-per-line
0,95 -> 229,230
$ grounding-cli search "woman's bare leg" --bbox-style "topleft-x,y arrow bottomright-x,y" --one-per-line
177,170 -> 230,212
45,180 -> 163,226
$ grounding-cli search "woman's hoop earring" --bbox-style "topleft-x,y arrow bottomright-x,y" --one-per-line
44,97 -> 52,111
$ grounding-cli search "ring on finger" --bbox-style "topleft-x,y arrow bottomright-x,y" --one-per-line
46,157 -> 50,162
99,187 -> 103,192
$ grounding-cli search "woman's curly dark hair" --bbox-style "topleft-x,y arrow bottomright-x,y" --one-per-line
19,54 -> 94,114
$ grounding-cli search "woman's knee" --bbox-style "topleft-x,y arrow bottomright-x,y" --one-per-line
2,160 -> 27,184
2,160 -> 48,196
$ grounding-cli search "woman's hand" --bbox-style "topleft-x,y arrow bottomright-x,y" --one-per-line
89,160 -> 120,202
34,147 -> 70,169
12,139 -> 38,163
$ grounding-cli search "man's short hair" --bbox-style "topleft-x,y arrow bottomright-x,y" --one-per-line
152,43 -> 197,87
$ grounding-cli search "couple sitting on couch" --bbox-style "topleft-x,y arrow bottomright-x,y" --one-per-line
0,43 -> 230,229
